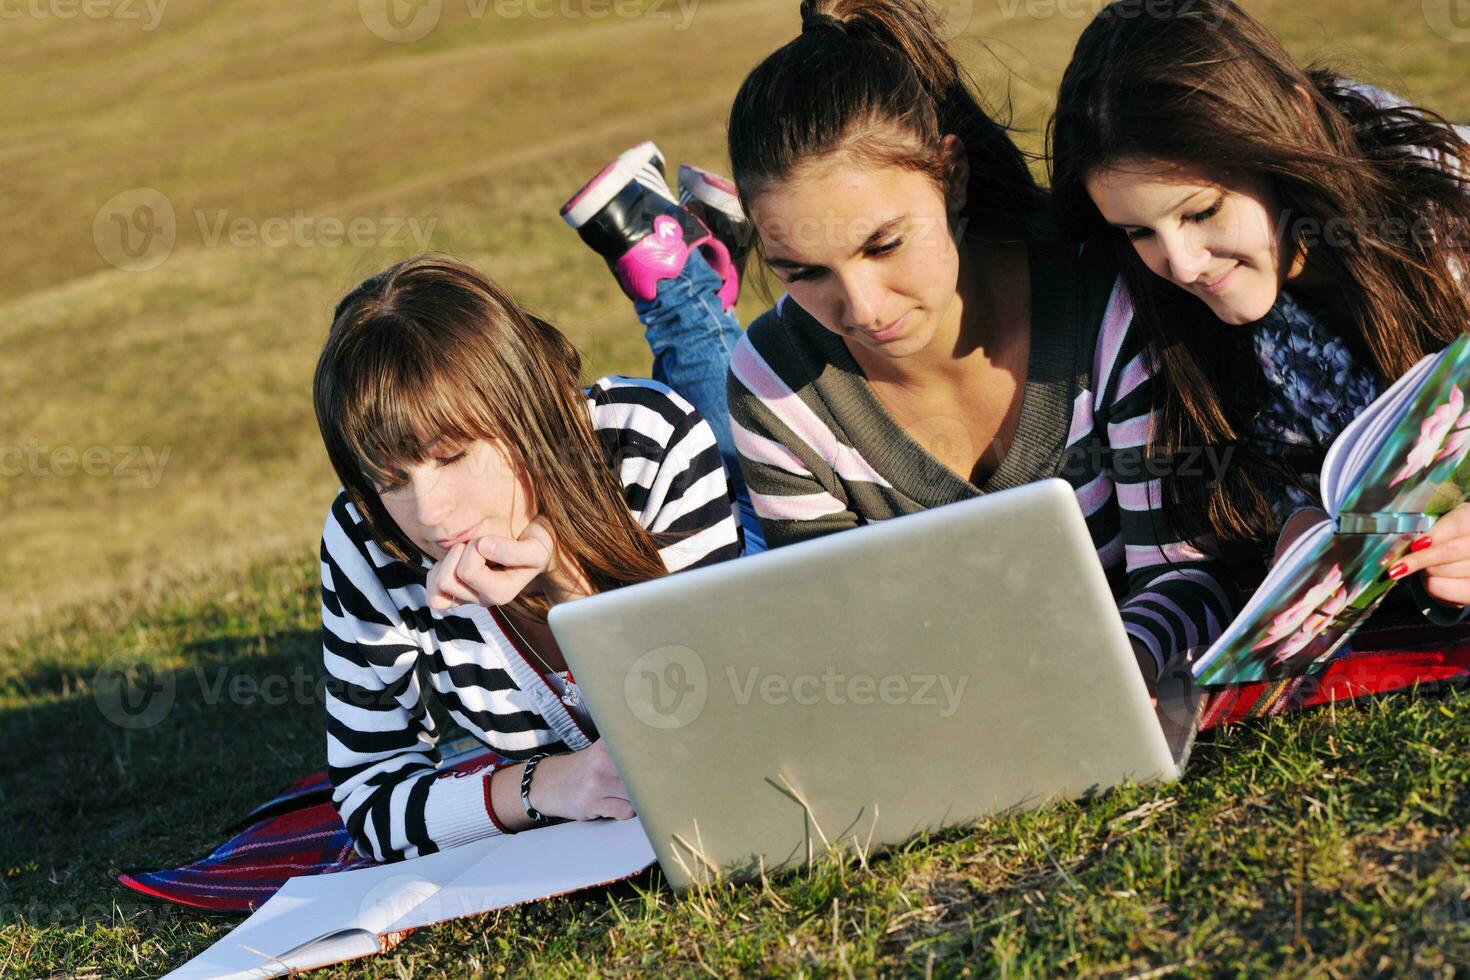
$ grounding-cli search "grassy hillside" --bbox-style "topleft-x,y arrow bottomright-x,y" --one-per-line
3,0 -> 1470,976
2,0 -> 1466,628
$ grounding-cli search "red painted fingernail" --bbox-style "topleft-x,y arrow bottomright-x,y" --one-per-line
1410,536 -> 1432,553
1388,562 -> 1409,580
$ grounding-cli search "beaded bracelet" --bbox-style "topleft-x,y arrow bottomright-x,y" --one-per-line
519,753 -> 551,825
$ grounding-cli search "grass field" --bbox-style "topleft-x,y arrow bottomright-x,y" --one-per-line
4,559 -> 1470,976
4,0 -> 1470,976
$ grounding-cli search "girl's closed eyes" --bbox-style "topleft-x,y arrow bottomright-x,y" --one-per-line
1123,197 -> 1224,242
369,449 -> 466,496
1189,198 -> 1225,224
780,238 -> 905,283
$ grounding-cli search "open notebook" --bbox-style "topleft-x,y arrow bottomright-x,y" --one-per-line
1193,334 -> 1470,686
163,818 -> 654,979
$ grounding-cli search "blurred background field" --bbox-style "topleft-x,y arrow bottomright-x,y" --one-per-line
2,0 -> 1466,632
3,1 -> 1469,976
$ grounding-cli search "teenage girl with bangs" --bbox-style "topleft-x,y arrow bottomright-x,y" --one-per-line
313,256 -> 741,861
1048,0 -> 1470,624
560,0 -> 1236,693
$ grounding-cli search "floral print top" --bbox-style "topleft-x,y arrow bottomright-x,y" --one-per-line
1246,290 -> 1383,522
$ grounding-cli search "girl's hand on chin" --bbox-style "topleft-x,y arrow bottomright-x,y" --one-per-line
426,517 -> 558,610
1389,501 -> 1470,609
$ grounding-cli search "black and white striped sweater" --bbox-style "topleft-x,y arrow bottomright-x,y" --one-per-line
320,376 -> 741,862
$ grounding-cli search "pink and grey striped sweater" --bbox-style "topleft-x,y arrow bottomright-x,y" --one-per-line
726,224 -> 1233,675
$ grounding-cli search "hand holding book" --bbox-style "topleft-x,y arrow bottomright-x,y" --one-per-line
1383,504 -> 1470,609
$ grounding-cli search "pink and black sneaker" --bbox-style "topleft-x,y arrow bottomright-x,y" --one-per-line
560,141 -> 740,310
678,163 -> 754,291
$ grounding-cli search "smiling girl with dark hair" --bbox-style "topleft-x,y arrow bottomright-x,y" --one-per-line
1049,0 -> 1470,622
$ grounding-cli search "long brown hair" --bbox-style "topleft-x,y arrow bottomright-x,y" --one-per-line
1049,0 -> 1470,563
727,0 -> 1046,244
313,256 -> 668,618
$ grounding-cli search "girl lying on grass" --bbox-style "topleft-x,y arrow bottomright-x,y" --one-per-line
559,0 -> 1236,694
312,256 -> 741,861
1049,0 -> 1470,623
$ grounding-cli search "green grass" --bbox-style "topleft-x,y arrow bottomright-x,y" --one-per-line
1,555 -> 1468,977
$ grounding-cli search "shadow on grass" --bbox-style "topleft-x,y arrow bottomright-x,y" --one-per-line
0,627 -> 357,930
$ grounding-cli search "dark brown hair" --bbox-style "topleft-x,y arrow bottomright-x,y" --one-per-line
1049,0 -> 1470,563
727,0 -> 1046,242
313,256 -> 668,618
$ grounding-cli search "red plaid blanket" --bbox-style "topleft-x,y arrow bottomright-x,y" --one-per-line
117,622 -> 1470,914
117,736 -> 509,913
1199,619 -> 1470,727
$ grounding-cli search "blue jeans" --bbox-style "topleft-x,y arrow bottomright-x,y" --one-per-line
636,250 -> 766,554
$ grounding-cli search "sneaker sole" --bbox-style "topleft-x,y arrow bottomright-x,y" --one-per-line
677,163 -> 743,220
561,141 -> 674,229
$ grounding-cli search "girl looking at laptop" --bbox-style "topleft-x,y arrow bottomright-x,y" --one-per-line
1048,0 -> 1470,623
313,256 -> 741,861
559,0 -> 1236,693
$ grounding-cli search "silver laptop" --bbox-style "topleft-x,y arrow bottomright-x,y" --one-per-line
548,478 -> 1201,890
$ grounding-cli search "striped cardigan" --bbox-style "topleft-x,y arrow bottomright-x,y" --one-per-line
320,377 -> 742,862
726,223 -> 1234,674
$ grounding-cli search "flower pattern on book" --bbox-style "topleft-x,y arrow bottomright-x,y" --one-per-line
1390,384 -> 1470,487
1251,563 -> 1371,662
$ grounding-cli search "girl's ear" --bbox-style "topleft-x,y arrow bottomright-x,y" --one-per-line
941,133 -> 969,217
